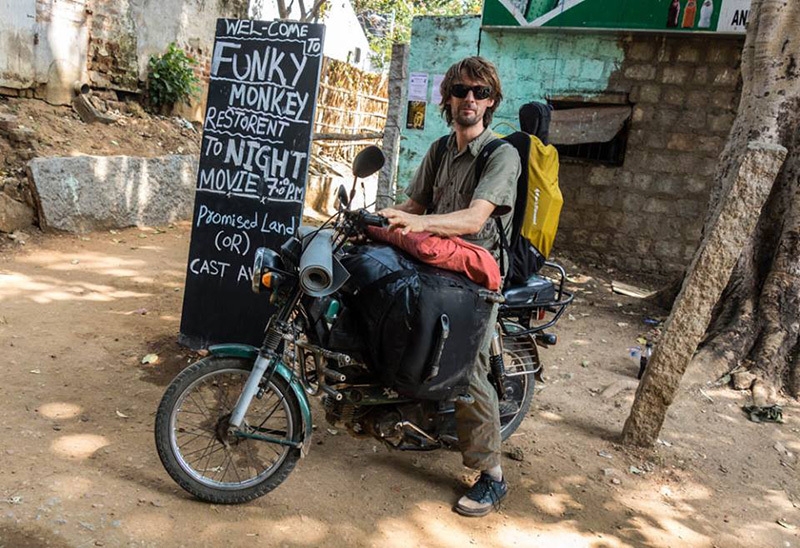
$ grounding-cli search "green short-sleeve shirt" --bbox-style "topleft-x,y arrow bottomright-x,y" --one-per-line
405,127 -> 521,265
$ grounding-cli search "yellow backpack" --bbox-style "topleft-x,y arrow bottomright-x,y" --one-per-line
434,131 -> 563,285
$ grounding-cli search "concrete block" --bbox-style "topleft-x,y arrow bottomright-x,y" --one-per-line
661,88 -> 685,107
643,198 -> 670,214
712,68 -> 739,87
638,84 -> 661,103
667,133 -> 697,152
676,45 -> 701,63
693,67 -> 709,84
588,167 -> 616,186
624,65 -> 657,81
661,67 -> 689,85
685,90 -> 709,109
628,42 -> 656,61
708,112 -> 736,133
30,155 -> 199,233
0,193 -> 34,232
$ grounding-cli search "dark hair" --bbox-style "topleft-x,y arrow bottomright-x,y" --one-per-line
439,57 -> 503,127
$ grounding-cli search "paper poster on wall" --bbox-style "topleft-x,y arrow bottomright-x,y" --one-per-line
406,101 -> 427,129
483,0 -> 751,34
431,74 -> 445,105
408,72 -> 429,102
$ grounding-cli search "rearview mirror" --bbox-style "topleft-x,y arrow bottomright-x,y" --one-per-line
336,184 -> 350,210
352,146 -> 385,179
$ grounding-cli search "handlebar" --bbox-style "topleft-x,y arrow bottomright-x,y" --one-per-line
346,209 -> 389,228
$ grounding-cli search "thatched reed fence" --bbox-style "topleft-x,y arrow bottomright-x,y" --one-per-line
312,57 -> 388,164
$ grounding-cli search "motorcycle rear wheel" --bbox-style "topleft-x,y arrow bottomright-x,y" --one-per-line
498,324 -> 540,441
154,357 -> 302,504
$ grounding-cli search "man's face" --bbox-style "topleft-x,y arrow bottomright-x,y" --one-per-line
448,72 -> 495,129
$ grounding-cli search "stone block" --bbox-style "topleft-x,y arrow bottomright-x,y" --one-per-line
676,45 -> 701,63
684,177 -> 710,194
29,155 -> 199,233
646,133 -> 668,150
581,59 -> 607,81
588,167 -> 616,186
639,84 -> 661,103
628,42 -> 656,61
693,67 -> 709,84
678,110 -> 707,130
0,193 -> 34,233
686,90 -> 709,109
661,67 -> 689,85
655,108 -> 681,127
697,136 -> 725,153
622,193 -> 646,212
631,173 -> 653,191
624,65 -> 657,81
710,91 -> 738,110
654,240 -> 683,260
662,88 -> 685,106
708,112 -> 736,133
643,198 -> 670,214
667,133 -> 697,152
712,68 -> 739,87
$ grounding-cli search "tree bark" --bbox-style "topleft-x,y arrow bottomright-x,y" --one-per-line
622,0 -> 799,447
622,143 -> 786,447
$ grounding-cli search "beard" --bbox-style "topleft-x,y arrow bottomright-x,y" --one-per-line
452,105 -> 482,127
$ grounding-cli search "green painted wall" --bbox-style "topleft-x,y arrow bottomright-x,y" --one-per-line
396,16 -> 482,192
397,19 -> 624,193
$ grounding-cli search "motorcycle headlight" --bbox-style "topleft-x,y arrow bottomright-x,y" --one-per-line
251,247 -> 284,294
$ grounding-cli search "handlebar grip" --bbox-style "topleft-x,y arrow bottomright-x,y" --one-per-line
358,211 -> 389,228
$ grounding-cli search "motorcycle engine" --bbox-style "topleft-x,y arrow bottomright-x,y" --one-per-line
323,395 -> 446,450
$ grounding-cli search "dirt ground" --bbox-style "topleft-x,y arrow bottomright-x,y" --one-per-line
1,98 -> 800,547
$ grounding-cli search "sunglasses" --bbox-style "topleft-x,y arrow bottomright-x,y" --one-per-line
450,84 -> 492,100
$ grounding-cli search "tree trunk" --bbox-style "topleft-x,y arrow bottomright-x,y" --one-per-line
696,0 -> 800,403
622,0 -> 800,447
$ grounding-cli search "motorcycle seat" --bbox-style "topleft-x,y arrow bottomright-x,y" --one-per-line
502,275 -> 556,307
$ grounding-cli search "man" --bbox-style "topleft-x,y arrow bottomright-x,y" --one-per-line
380,57 -> 521,517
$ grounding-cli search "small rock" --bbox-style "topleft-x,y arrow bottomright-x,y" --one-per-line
601,468 -> 618,476
79,521 -> 95,531
629,465 -> 644,475
732,371 -> 756,390
611,478 -> 621,485
598,450 -> 614,460
506,447 -> 525,462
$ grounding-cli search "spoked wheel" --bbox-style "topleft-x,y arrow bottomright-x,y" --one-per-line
154,357 -> 303,504
498,322 -> 540,441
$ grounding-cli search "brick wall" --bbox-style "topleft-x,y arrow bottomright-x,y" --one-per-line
555,34 -> 744,276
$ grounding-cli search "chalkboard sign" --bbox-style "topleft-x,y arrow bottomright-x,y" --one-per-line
179,18 -> 325,349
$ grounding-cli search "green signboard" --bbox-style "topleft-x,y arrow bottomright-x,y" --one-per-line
482,0 -> 751,33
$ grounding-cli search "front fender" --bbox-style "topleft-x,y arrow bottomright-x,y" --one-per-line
208,343 -> 313,453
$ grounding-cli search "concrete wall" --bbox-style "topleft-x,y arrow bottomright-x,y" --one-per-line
398,16 -> 744,276
0,0 -> 248,107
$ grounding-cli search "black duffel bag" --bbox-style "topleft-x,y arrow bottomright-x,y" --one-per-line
335,243 -> 494,401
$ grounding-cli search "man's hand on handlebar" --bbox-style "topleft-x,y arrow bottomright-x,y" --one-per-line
378,208 -> 428,235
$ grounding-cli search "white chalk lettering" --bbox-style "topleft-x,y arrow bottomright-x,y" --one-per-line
198,167 -> 261,196
265,177 -> 304,202
204,106 -> 291,138
223,19 -> 263,37
260,213 -> 296,236
190,258 -> 231,278
211,41 -> 241,76
237,264 -> 254,284
196,204 -> 258,230
266,21 -> 309,39
228,83 -> 309,118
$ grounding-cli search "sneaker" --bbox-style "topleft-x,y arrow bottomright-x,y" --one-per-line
454,473 -> 508,517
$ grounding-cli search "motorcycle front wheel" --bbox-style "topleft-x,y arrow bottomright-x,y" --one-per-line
498,323 -> 540,441
154,356 -> 303,504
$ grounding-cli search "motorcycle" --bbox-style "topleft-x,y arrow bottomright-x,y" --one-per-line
154,146 -> 573,504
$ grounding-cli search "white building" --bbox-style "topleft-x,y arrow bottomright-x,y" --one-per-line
251,0 -> 372,72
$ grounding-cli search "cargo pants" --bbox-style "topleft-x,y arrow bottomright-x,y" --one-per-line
454,303 -> 501,471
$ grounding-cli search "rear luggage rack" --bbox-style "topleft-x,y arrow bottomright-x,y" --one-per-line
499,261 -> 573,338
